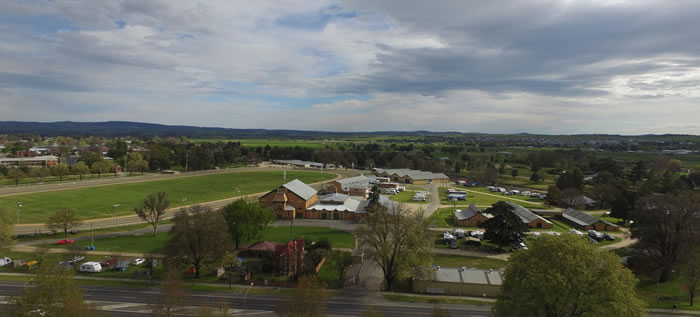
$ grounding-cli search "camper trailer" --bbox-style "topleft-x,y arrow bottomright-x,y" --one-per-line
0,257 -> 11,266
80,262 -> 102,273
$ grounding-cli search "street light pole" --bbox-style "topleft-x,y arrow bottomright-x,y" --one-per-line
113,204 -> 120,226
16,202 -> 22,225
243,282 -> 254,316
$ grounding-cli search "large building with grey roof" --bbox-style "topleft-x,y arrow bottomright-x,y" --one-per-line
505,202 -> 553,229
413,266 -> 504,297
373,168 -> 449,185
562,208 -> 619,231
259,179 -> 395,221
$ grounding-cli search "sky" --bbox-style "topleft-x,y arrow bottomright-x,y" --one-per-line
1,0 -> 699,135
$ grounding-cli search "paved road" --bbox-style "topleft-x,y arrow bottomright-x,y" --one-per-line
0,281 -> 493,317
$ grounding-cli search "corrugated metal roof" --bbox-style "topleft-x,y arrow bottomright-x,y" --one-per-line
562,208 -> 616,228
282,179 -> 317,200
506,202 -> 551,224
455,203 -> 481,220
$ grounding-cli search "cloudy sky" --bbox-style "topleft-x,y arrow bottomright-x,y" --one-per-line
1,0 -> 699,134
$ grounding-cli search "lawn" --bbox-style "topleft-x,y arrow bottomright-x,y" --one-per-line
636,272 -> 700,311
383,294 -> 491,306
438,187 -> 544,209
50,225 -> 355,253
246,226 -> 355,249
389,190 -> 428,204
0,170 -> 334,223
428,208 -> 459,228
0,173 -> 148,187
192,138 -> 329,150
431,254 -> 506,269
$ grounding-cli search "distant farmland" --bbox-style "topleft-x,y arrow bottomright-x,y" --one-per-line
0,170 -> 334,224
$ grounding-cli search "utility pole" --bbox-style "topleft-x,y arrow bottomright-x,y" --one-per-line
16,202 -> 22,225
113,204 -> 120,226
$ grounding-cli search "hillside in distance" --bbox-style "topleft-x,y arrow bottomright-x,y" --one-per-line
0,121 -> 699,142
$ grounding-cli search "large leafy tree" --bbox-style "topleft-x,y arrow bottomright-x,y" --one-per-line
134,192 -> 170,236
494,234 -> 645,317
47,208 -> 83,238
355,203 -> 432,290
51,163 -> 70,182
71,161 -> 90,180
90,160 -> 112,178
481,202 -> 528,250
556,167 -> 584,191
7,168 -> 25,186
165,205 -> 231,278
630,192 -> 700,282
9,264 -> 99,317
221,199 -> 273,249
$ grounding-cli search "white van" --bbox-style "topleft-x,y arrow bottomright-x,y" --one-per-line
0,257 -> 11,266
80,262 -> 102,273
382,188 -> 398,195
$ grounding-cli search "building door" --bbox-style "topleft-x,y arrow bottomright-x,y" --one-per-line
537,223 -> 542,229
322,213 -> 327,220
297,211 -> 303,219
333,213 -> 340,220
277,214 -> 282,220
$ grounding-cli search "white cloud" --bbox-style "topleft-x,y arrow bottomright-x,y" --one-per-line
0,0 -> 699,134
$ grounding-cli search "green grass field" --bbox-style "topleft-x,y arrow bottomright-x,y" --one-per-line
249,226 -> 355,249
428,208 -> 459,228
0,173 -> 148,187
51,226 -> 355,253
439,187 -> 544,209
389,190 -> 428,204
0,170 -> 334,223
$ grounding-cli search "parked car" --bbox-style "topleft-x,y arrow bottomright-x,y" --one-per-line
69,256 -> 85,264
131,258 -> 145,265
80,262 -> 102,273
0,257 -> 12,266
603,233 -> 616,241
569,229 -> 583,236
588,230 -> 604,241
56,239 -> 74,245
102,258 -> 117,267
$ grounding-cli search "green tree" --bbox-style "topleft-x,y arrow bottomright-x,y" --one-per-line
134,192 -> 170,236
493,234 -> 645,317
9,264 -> 99,317
7,168 -> 25,186
151,268 -> 188,316
71,161 -> 90,180
511,169 -> 518,178
0,208 -> 14,249
481,202 -> 528,250
327,250 -> 353,282
165,205 -> 231,279
46,208 -> 83,238
127,152 -> 149,175
31,167 -> 51,182
220,251 -> 242,289
556,167 -> 584,191
275,275 -> 327,317
51,163 -> 70,182
630,192 -> 700,282
355,203 -> 432,290
221,199 -> 274,249
683,247 -> 700,306
90,160 -> 112,178
529,172 -> 542,183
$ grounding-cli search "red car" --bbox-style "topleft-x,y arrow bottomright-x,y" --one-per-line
56,239 -> 74,245
102,258 -> 117,267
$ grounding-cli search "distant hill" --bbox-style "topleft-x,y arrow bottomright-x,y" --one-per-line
0,121 -> 697,141
0,121 -> 458,139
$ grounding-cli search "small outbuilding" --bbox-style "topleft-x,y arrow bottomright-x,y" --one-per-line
413,266 -> 504,297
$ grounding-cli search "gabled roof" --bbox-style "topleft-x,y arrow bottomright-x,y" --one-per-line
562,208 -> 617,227
282,179 -> 317,200
248,241 -> 283,253
506,202 -> 552,224
455,203 -> 479,220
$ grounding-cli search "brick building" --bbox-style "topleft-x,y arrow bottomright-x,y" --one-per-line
454,203 -> 493,227
258,179 -> 319,220
506,202 -> 553,229
562,208 -> 620,231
